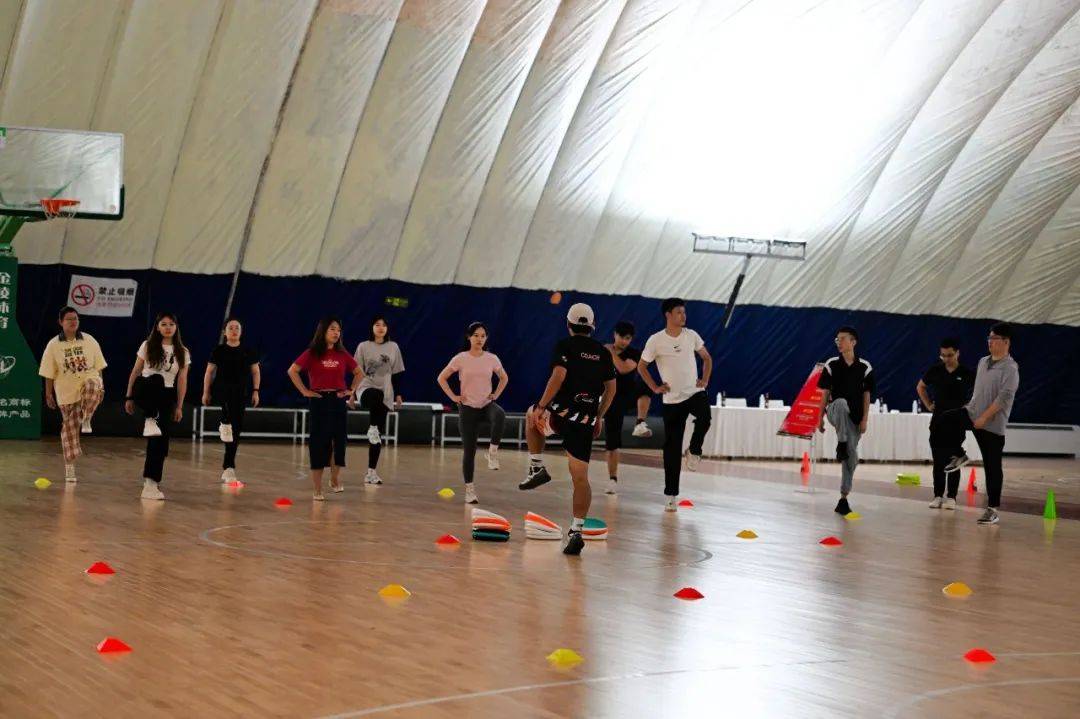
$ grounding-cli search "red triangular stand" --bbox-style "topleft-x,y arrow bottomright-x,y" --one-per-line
674,587 -> 704,600
964,648 -> 995,663
85,561 -> 115,575
97,637 -> 132,654
678,499 -> 694,507
435,534 -> 460,545
274,497 -> 293,507
819,536 -> 843,546
967,468 -> 977,493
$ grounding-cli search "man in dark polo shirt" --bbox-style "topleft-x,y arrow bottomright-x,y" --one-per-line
816,326 -> 875,516
917,337 -> 974,510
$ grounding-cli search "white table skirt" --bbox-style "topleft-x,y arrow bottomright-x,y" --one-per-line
682,407 -> 983,462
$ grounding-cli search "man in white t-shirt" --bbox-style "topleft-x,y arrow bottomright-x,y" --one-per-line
638,298 -> 712,511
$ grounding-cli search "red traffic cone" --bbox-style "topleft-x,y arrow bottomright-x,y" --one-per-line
964,648 -> 995,663
435,534 -> 461,545
800,451 -> 810,476
819,536 -> 843,546
274,497 -> 293,507
674,587 -> 704,600
96,637 -> 132,654
85,561 -> 115,575
967,468 -> 977,493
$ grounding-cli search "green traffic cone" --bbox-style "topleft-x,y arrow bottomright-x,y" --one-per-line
1043,490 -> 1057,520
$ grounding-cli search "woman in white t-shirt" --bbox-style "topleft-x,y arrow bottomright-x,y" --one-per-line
123,312 -> 191,501
436,321 -> 509,504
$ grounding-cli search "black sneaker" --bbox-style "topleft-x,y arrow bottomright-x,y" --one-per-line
519,465 -> 552,490
563,530 -> 585,556
836,441 -> 849,461
834,497 -> 851,515
944,453 -> 970,473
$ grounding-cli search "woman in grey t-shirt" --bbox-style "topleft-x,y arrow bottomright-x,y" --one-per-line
349,316 -> 404,484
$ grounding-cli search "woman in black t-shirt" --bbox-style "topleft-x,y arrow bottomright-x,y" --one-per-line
201,317 -> 261,483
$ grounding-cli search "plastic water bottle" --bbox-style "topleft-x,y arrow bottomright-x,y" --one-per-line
758,394 -> 766,408
912,400 -> 919,413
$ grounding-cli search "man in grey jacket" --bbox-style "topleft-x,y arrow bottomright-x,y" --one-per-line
941,322 -> 1020,525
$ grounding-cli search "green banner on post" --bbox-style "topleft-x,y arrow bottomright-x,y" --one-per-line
0,253 -> 41,439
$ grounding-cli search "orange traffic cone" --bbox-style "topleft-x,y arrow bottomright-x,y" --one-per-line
800,452 -> 810,476
966,468 -> 977,493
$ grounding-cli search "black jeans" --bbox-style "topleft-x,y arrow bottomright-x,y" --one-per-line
309,392 -> 347,470
928,411 -> 963,498
134,374 -> 177,483
218,384 -> 247,470
660,391 -> 711,496
935,408 -> 1006,507
358,388 -> 388,470
459,403 -> 506,483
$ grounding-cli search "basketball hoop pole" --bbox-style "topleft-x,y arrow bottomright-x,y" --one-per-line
692,234 -> 807,329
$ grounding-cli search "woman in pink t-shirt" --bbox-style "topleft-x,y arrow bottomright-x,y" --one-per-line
287,316 -> 362,500
437,322 -> 509,504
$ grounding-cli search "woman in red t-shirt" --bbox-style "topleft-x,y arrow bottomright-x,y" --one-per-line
287,316 -> 362,500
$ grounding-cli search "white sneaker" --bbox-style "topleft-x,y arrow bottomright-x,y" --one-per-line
464,485 -> 478,504
142,417 -> 162,437
929,496 -> 944,509
685,451 -> 701,471
665,497 -> 678,512
140,479 -> 164,500
313,492 -> 325,501
365,470 -> 383,485
486,448 -> 500,470
632,421 -> 652,438
65,464 -> 77,483
80,418 -> 92,434
605,478 -> 617,495
221,468 -> 237,484
977,507 -> 999,525
367,426 -> 381,445
219,423 -> 234,443
330,479 -> 344,493
944,497 -> 957,511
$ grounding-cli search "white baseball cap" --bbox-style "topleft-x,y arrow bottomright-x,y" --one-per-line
566,302 -> 595,328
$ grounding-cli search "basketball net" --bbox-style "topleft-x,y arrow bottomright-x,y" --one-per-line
39,198 -> 80,221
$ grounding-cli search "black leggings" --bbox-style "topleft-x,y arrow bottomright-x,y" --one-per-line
358,388 -> 388,470
459,403 -> 505,483
309,392 -> 347,470
133,374 -> 177,483
929,412 -> 963,498
661,391 -> 711,496
218,384 -> 246,470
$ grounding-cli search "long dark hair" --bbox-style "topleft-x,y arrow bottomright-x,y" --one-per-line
308,316 -> 344,358
145,312 -> 187,369
369,315 -> 391,343
464,321 -> 488,351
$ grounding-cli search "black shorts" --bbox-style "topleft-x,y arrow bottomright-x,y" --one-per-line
636,379 -> 653,400
603,401 -> 629,451
550,412 -> 595,463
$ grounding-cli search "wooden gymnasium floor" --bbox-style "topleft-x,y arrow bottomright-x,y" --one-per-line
2,437 -> 1079,718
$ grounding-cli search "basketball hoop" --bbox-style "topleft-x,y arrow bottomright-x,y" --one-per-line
39,198 -> 80,220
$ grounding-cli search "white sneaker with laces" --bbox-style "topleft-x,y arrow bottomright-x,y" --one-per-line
330,479 -> 344,493
140,478 -> 164,500
365,469 -> 383,485
312,492 -> 325,501
80,418 -> 92,434
486,448 -> 500,470
685,451 -> 701,471
665,497 -> 678,512
221,468 -> 237,484
929,496 -> 944,509
367,426 -> 381,445
143,417 -> 162,437
219,423 -> 234,443
65,464 -> 77,483
632,421 -> 652,438
944,497 -> 957,511
464,485 -> 478,504
977,507 -> 999,525
605,478 -> 617,495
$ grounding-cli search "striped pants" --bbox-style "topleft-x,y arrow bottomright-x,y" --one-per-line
59,377 -> 104,463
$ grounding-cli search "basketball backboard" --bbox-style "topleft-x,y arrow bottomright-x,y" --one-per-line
0,125 -> 124,220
